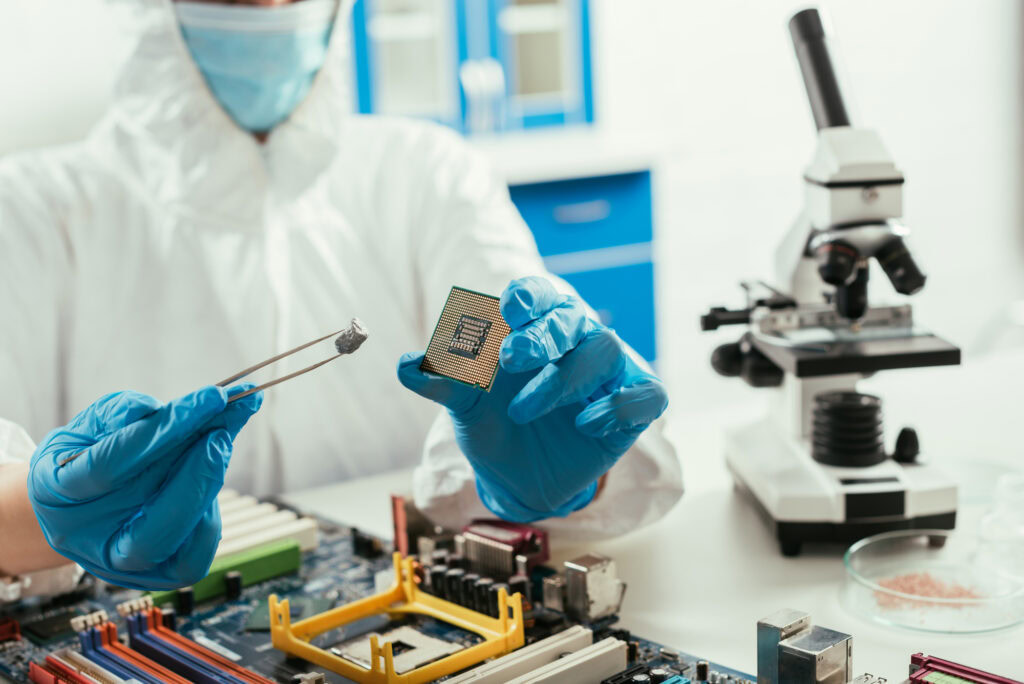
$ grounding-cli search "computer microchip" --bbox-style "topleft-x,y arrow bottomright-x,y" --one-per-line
22,611 -> 78,646
420,287 -> 511,391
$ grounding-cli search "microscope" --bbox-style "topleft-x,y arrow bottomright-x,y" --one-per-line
701,8 -> 961,556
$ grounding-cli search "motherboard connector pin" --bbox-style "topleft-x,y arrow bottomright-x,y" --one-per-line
69,610 -> 109,634
116,596 -> 154,618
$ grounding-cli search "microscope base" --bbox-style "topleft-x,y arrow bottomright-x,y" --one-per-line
731,475 -> 956,557
724,417 -> 958,557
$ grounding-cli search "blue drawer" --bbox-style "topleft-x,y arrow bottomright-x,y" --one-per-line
509,171 -> 652,257
559,261 -> 656,361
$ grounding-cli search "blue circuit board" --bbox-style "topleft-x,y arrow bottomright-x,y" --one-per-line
0,519 -> 754,683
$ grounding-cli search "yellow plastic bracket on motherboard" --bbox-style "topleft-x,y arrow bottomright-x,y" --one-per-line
268,552 -> 525,684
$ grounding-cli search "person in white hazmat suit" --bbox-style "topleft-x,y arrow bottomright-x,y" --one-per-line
0,0 -> 681,594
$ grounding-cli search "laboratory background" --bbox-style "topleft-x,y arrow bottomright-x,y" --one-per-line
1,0 -> 1023,683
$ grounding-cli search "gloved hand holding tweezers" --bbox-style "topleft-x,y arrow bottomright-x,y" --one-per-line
26,320 -> 367,590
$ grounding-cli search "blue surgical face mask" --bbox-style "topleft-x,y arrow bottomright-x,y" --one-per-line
175,0 -> 338,134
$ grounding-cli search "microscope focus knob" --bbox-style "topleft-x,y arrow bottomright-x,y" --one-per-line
710,337 -> 784,387
742,349 -> 785,387
893,427 -> 921,464
711,342 -> 743,377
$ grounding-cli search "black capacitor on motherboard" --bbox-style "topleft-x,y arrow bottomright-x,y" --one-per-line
473,577 -> 494,614
445,568 -> 466,604
460,573 -> 480,609
428,565 -> 449,599
488,582 -> 510,619
177,587 -> 195,616
648,668 -> 672,683
224,570 -> 243,600
160,608 -> 177,632
696,660 -> 709,681
508,574 -> 530,606
630,675 -> 651,684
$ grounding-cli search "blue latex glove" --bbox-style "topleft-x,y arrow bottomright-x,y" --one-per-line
27,384 -> 262,590
398,276 -> 668,522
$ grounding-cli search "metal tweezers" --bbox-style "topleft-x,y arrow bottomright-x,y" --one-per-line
220,328 -> 348,402
56,327 -> 348,466
55,329 -> 349,468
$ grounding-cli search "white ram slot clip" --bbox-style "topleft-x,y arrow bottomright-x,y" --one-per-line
221,502 -> 279,527
215,517 -> 319,558
506,637 -> 628,684
221,510 -> 299,542
49,648 -> 128,684
445,626 -> 593,683
219,495 -> 259,513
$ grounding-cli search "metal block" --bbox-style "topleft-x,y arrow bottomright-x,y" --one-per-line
542,575 -> 566,613
757,609 -> 811,684
564,554 -> 625,623
779,625 -> 852,684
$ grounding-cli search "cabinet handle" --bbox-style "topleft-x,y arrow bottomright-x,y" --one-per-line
552,199 -> 611,225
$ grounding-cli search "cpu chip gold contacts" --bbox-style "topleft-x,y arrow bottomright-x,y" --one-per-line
421,286 -> 511,391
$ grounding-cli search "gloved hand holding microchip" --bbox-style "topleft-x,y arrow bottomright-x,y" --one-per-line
397,276 -> 669,522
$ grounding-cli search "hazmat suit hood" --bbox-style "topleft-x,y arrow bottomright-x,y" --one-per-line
99,0 -> 354,215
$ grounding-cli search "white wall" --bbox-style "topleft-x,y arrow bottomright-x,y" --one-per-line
1,0 -> 1021,412
0,0 -> 136,154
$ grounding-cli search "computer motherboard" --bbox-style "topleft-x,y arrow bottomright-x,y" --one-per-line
0,492 -> 1016,684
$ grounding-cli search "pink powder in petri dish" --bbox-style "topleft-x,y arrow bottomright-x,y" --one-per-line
874,571 -> 983,609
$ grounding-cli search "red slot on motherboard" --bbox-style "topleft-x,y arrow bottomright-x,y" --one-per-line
28,661 -> 88,684
0,618 -> 19,643
910,653 -> 1021,683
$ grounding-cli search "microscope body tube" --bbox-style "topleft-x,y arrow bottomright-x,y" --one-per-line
789,8 -> 851,130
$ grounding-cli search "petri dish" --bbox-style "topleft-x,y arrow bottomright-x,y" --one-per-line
842,529 -> 1024,633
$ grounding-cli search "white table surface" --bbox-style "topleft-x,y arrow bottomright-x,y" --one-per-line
282,357 -> 1024,682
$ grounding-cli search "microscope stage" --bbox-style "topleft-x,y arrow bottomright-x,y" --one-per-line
751,332 -> 960,378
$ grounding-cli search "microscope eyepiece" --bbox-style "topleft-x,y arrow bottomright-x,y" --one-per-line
876,236 -> 926,295
789,8 -> 851,130
814,239 -> 859,286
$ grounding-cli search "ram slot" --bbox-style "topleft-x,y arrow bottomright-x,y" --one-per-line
125,614 -> 242,684
29,661 -> 100,684
506,637 -> 628,684
222,502 -> 279,527
78,627 -> 158,684
445,626 -> 594,683
136,609 -> 275,684
220,510 -> 298,543
47,650 -> 125,684
216,517 -> 318,557
219,495 -> 259,513
78,621 -> 187,684
103,622 -> 193,684
29,662 -> 75,684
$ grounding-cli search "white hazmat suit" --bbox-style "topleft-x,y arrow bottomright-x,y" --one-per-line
0,0 -> 682,565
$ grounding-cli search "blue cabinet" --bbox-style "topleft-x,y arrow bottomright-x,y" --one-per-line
509,171 -> 657,361
350,0 -> 593,134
